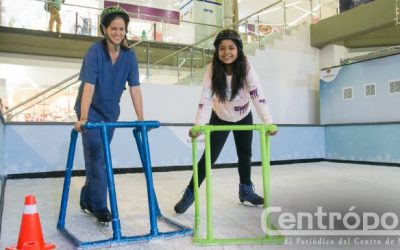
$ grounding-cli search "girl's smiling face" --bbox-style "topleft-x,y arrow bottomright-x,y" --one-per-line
104,16 -> 126,45
217,39 -> 238,65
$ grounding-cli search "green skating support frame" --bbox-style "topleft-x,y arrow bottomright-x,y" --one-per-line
191,124 -> 284,245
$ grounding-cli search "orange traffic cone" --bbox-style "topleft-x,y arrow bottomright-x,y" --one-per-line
6,195 -> 56,250
21,242 -> 40,250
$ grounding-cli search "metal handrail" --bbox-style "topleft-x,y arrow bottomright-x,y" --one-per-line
129,39 -> 145,48
180,19 -> 223,29
7,79 -> 80,120
4,73 -> 79,114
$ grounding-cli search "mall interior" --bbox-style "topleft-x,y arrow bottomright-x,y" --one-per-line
0,0 -> 399,249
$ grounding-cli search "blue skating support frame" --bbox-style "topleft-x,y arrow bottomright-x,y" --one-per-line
57,121 -> 192,249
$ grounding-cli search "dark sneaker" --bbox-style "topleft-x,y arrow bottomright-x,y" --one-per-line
80,200 -> 92,212
174,187 -> 194,214
81,201 -> 112,223
93,208 -> 112,223
239,183 -> 264,205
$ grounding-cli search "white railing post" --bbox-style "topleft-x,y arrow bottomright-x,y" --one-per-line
146,43 -> 150,81
395,0 -> 399,25
309,0 -> 313,23
283,0 -> 287,31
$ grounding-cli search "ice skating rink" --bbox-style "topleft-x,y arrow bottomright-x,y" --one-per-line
2,161 -> 400,250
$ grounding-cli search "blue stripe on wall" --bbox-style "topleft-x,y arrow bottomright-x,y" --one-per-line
3,123 -> 398,175
325,124 -> 400,163
270,126 -> 325,161
3,124 -> 325,175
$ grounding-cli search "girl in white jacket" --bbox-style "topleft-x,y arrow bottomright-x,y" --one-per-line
174,29 -> 276,214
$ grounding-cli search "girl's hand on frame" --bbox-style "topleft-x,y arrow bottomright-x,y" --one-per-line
74,119 -> 87,133
188,129 -> 200,138
268,130 -> 278,136
267,124 -> 278,136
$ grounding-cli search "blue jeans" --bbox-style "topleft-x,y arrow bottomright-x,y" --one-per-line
80,127 -> 115,211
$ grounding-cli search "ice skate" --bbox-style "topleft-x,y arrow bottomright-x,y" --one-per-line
81,201 -> 112,226
239,183 -> 264,206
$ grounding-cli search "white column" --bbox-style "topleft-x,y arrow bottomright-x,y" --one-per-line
223,0 -> 234,27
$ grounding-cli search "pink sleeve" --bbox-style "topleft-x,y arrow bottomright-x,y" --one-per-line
246,62 -> 274,124
194,64 -> 213,125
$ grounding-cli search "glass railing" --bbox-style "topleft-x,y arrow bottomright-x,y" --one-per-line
1,0 -> 341,122
3,73 -> 79,122
1,0 -> 222,44
2,0 -> 102,36
145,0 -> 342,86
0,0 -> 343,41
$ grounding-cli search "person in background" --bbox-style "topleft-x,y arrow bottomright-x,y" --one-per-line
141,30 -> 148,40
74,6 -> 144,223
48,0 -> 64,34
339,0 -> 354,12
174,29 -> 277,214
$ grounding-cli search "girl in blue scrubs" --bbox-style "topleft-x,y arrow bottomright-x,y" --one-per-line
74,6 -> 144,223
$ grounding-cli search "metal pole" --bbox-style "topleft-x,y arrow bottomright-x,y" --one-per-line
177,53 -> 180,84
75,12 -> 78,34
101,124 -> 122,240
57,129 -> 78,229
192,135 -> 200,239
202,48 -> 206,68
139,125 -> 159,235
190,47 -> 194,83
244,20 -> 248,43
146,42 -> 150,81
396,0 -> 399,25
204,128 -> 213,241
153,23 -> 157,41
283,0 -> 287,31
319,0 -> 322,19
259,127 -> 272,234
257,16 -> 260,48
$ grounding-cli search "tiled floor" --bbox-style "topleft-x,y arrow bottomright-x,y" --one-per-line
1,162 -> 400,249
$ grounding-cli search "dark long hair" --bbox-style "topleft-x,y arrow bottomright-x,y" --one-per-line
101,13 -> 130,51
211,39 -> 247,102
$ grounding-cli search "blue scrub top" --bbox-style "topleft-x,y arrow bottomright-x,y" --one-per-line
75,40 -> 140,122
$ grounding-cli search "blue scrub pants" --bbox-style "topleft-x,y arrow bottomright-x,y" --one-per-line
80,127 -> 115,211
